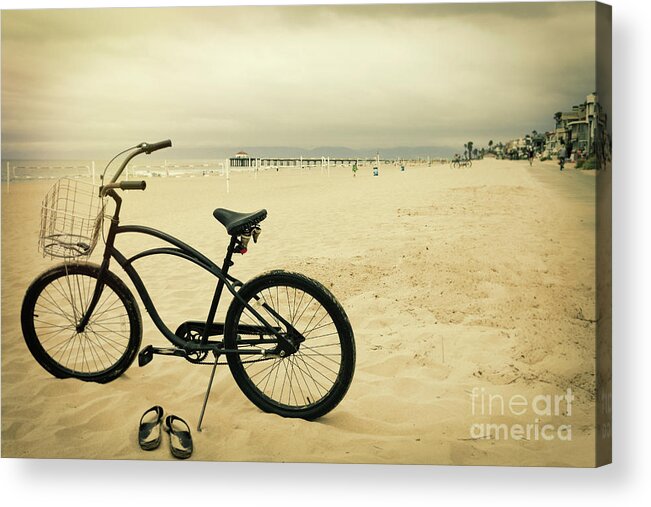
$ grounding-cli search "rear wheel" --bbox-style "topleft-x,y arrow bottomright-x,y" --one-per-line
224,271 -> 355,419
21,263 -> 142,383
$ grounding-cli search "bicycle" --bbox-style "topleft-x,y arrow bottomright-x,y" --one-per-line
21,140 -> 356,428
451,158 -> 472,169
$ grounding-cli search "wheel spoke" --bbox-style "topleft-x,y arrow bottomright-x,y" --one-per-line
292,353 -> 330,396
60,271 -> 81,323
87,320 -> 130,342
293,294 -> 316,327
84,327 -> 122,362
298,343 -> 342,365
292,289 -> 306,327
296,351 -> 339,382
302,319 -> 335,338
37,290 -> 76,324
303,330 -> 340,341
290,355 -> 315,406
85,330 -> 127,359
46,330 -> 77,364
246,358 -> 280,380
269,357 -> 283,401
38,325 -> 76,345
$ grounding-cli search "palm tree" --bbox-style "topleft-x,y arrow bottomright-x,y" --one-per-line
467,141 -> 474,160
488,139 -> 494,153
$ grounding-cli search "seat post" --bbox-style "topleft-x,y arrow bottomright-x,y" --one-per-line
220,234 -> 238,276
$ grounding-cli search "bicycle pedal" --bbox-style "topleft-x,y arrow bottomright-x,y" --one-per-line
138,345 -> 154,367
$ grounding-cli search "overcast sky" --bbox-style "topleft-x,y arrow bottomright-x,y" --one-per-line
1,2 -> 596,159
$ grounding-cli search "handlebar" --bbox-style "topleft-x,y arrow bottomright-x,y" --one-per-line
140,139 -> 172,154
100,180 -> 147,196
106,139 -> 172,184
119,180 -> 147,191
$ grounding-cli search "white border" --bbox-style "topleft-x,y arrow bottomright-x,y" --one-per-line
1,0 -> 650,505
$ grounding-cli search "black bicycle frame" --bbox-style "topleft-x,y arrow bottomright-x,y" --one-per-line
78,188 -> 293,357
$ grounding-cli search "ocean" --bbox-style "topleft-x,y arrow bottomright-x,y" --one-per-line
1,159 -> 238,183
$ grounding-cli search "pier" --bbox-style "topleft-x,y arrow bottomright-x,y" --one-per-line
229,156 -> 398,168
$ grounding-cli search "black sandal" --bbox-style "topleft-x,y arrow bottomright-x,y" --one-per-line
138,405 -> 164,451
164,415 -> 193,459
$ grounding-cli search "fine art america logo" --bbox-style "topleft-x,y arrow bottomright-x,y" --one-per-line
469,387 -> 574,441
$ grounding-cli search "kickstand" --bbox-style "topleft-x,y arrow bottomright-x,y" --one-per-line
197,353 -> 219,432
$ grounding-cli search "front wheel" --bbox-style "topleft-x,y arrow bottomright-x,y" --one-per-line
21,263 -> 142,383
224,271 -> 356,419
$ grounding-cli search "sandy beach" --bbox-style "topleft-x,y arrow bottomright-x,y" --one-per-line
1,158 -> 598,466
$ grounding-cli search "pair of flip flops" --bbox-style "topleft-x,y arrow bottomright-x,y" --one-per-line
138,406 -> 193,459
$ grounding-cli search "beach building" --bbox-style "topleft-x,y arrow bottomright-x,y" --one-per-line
531,132 -> 546,152
568,93 -> 604,157
543,93 -> 605,157
230,151 -> 254,167
505,137 -> 529,159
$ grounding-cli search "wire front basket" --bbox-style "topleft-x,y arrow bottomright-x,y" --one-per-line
39,178 -> 105,259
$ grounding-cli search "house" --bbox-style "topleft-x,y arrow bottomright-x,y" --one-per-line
544,93 -> 605,157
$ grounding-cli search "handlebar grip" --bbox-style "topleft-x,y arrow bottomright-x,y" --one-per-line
119,180 -> 147,191
143,139 -> 172,154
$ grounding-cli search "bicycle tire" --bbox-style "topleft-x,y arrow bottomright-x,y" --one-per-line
21,262 -> 142,383
224,270 -> 355,419
452,161 -> 460,169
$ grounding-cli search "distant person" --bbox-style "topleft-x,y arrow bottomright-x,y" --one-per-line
558,145 -> 567,171
527,147 -> 535,166
373,166 -> 379,176
400,164 -> 405,172
352,162 -> 358,177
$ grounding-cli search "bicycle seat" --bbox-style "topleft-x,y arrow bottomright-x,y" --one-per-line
213,208 -> 267,236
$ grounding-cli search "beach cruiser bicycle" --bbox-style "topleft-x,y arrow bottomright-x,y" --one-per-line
21,140 -> 356,428
450,157 -> 472,169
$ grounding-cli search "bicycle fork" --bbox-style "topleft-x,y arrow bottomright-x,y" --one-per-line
77,202 -> 120,333
75,259 -> 110,333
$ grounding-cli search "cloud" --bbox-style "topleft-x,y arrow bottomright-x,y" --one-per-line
1,3 -> 596,158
